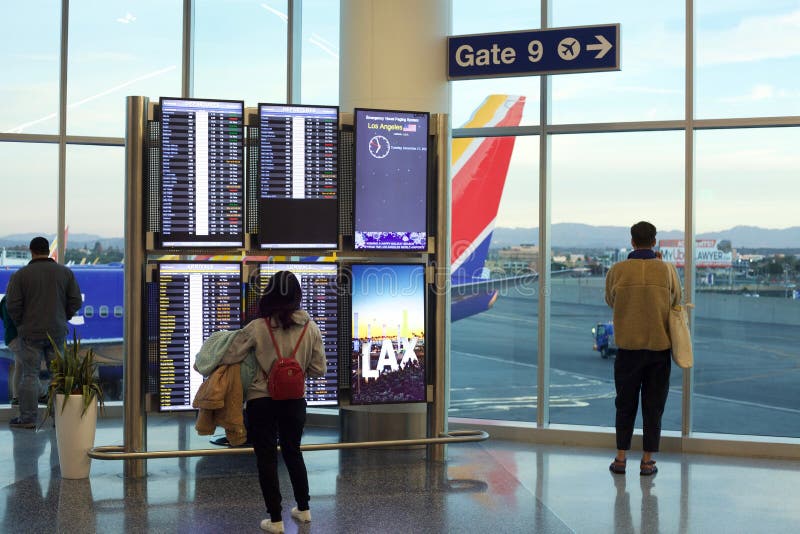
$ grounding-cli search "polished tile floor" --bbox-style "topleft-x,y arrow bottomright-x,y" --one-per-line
1,411 -> 799,533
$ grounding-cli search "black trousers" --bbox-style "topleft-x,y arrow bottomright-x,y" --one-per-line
614,348 -> 671,452
247,397 -> 309,522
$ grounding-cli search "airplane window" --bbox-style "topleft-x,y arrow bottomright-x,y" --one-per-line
84,306 -> 94,318
114,306 -> 123,318
99,305 -> 109,318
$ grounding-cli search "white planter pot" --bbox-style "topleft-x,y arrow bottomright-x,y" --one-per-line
54,393 -> 98,479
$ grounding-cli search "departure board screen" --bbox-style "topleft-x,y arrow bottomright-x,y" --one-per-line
157,263 -> 242,412
160,98 -> 244,248
354,108 -> 429,250
350,263 -> 426,404
257,104 -> 338,249
248,263 -> 339,406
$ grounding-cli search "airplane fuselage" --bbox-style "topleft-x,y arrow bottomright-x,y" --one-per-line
0,265 -> 124,350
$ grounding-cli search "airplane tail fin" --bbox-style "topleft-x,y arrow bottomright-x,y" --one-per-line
451,95 -> 525,285
49,226 -> 69,262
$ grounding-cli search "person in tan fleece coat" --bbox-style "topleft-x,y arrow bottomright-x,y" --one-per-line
605,221 -> 681,477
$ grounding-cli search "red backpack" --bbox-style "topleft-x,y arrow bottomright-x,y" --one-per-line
264,318 -> 309,400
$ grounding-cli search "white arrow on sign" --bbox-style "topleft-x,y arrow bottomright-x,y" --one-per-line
586,35 -> 612,59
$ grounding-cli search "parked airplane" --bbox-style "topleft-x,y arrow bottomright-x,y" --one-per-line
0,94 -> 528,399
0,265 -> 125,397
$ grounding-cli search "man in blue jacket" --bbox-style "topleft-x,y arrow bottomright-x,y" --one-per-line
5,237 -> 82,428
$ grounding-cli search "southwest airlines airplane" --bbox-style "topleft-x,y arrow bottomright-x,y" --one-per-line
0,94 -> 526,395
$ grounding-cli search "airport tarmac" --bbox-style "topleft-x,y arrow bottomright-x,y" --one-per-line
450,289 -> 800,438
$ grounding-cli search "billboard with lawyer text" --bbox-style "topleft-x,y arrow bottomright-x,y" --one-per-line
658,239 -> 733,268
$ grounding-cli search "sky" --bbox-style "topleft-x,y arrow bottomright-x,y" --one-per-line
0,0 -> 798,239
351,264 -> 425,339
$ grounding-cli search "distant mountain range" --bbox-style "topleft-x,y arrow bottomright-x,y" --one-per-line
3,224 -> 799,251
491,224 -> 800,249
0,232 -> 124,250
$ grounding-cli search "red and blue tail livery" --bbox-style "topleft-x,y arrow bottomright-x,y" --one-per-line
451,95 -> 525,321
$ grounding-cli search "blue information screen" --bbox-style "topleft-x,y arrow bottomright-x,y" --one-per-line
354,109 -> 429,251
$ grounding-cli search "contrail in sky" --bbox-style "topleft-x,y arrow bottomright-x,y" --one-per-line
260,4 -> 338,60
9,65 -> 176,133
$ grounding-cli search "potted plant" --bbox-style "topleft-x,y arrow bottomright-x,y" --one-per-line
44,332 -> 105,479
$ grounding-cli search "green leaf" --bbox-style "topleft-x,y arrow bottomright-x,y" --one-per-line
40,332 -> 105,427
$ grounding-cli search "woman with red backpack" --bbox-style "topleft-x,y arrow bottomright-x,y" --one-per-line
226,270 -> 326,533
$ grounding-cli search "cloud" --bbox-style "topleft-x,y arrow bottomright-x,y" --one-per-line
9,53 -> 57,62
698,146 -> 800,174
73,51 -> 139,63
719,84 -> 798,103
698,9 -> 800,65
552,77 -> 680,102
116,12 -> 136,24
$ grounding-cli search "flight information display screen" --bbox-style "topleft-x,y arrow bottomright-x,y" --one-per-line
350,263 -> 426,404
248,263 -> 339,406
354,108 -> 429,250
160,98 -> 244,248
258,104 -> 338,249
157,262 -> 242,412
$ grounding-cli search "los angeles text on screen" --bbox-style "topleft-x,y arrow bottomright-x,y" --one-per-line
353,109 -> 429,251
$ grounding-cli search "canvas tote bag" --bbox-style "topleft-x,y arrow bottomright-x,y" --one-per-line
666,262 -> 693,368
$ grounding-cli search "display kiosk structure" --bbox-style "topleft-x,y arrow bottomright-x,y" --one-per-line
120,95 -> 452,477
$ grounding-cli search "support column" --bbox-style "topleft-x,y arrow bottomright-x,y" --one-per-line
339,0 -> 451,454
339,0 -> 450,114
124,96 -> 148,478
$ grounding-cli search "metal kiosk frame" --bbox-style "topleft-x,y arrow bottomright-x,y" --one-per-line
90,96 -> 487,478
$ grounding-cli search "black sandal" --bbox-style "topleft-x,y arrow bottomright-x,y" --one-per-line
609,458 -> 626,474
640,460 -> 658,476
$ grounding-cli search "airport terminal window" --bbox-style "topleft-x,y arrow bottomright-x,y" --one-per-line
548,131 -> 684,430
0,3 -> 61,134
3,0 -> 800,450
99,306 -> 109,319
66,146 -> 125,253
451,1 -> 540,127
301,0 -> 340,105
696,3 -> 800,119
449,135 -> 539,422
194,0 -> 287,105
453,0 -> 539,35
0,143 -> 58,237
551,0 -> 684,124
694,127 -> 800,438
66,0 -> 182,137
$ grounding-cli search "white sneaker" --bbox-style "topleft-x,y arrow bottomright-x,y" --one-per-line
260,519 -> 284,533
291,507 -> 311,523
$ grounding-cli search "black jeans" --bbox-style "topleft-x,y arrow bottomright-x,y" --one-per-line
247,397 -> 309,522
614,349 -> 671,452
